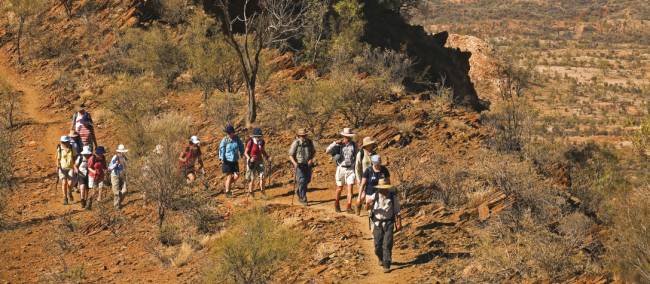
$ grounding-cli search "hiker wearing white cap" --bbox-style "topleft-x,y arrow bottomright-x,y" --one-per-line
244,128 -> 270,198
325,127 -> 358,213
74,146 -> 93,209
289,128 -> 315,205
357,154 -> 390,215
56,135 -> 76,205
178,136 -> 205,184
108,144 -> 129,209
355,137 -> 378,213
370,179 -> 402,273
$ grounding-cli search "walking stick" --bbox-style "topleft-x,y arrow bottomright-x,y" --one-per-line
291,166 -> 298,206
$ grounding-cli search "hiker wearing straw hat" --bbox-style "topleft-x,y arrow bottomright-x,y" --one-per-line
75,146 -> 93,209
178,136 -> 205,184
70,102 -> 97,152
244,128 -> 270,198
88,146 -> 108,206
357,154 -> 390,215
56,135 -> 76,205
108,144 -> 129,209
289,128 -> 316,205
325,127 -> 358,213
370,179 -> 402,273
219,125 -> 245,198
355,137 -> 378,213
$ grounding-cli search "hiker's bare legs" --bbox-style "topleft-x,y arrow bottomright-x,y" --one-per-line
247,180 -> 254,194
80,183 -> 87,202
259,176 -> 265,194
61,178 -> 69,201
225,175 -> 232,194
345,184 -> 354,210
97,187 -> 103,202
335,185 -> 343,211
357,190 -> 366,206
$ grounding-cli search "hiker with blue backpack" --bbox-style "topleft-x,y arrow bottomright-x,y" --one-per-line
219,125 -> 245,198
325,128 -> 358,213
370,179 -> 402,273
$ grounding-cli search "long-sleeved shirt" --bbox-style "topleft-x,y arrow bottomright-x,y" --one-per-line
219,136 -> 245,162
371,192 -> 400,223
355,149 -> 374,181
108,155 -> 127,177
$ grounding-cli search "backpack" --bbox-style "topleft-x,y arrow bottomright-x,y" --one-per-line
245,138 -> 265,161
370,191 -> 396,222
332,141 -> 356,166
89,155 -> 106,177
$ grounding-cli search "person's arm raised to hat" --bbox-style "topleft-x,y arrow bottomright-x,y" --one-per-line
325,141 -> 338,154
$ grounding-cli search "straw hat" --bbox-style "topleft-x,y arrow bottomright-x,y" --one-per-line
361,137 -> 377,148
80,146 -> 92,155
339,128 -> 356,137
296,128 -> 307,136
116,144 -> 129,153
374,178 -> 395,192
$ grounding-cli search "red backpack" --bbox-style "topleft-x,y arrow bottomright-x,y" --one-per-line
245,138 -> 265,162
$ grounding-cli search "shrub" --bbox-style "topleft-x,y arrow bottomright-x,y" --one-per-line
332,69 -> 387,128
153,0 -> 191,26
286,77 -> 340,139
159,223 -> 182,246
0,77 -> 20,129
632,116 -> 649,158
354,47 -> 413,88
207,207 -> 299,284
205,92 -> 243,129
0,127 -> 15,225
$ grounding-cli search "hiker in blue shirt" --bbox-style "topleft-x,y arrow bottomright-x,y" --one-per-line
219,125 -> 245,198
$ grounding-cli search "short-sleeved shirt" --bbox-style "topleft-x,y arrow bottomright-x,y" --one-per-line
362,165 -> 390,195
288,138 -> 315,164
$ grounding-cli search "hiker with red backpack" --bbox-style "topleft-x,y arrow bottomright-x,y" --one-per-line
56,136 -> 76,205
325,128 -> 358,213
74,146 -> 93,209
70,102 -> 98,152
288,128 -> 316,206
219,125 -> 245,198
178,136 -> 205,184
88,146 -> 108,205
355,137 -> 379,214
244,128 -> 270,198
370,179 -> 402,273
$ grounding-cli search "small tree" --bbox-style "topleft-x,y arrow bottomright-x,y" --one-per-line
4,0 -> 48,64
632,116 -> 649,158
0,127 -> 14,226
334,69 -> 386,128
106,75 -> 163,157
213,0 -> 307,125
205,92 -> 243,129
207,207 -> 299,283
0,77 -> 20,129
286,77 -> 339,139
184,11 -> 242,102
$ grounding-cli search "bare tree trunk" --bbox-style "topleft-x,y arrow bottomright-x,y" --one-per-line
247,82 -> 256,126
17,17 -> 24,64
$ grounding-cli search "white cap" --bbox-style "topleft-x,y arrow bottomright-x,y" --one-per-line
371,155 -> 381,165
190,136 -> 200,145
60,136 -> 70,142
81,146 -> 92,155
116,144 -> 129,153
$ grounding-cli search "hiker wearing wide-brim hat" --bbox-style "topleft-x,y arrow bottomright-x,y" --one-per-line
355,137 -> 379,214
108,144 -> 129,209
219,125 -> 245,198
369,178 -> 402,273
244,128 -> 270,199
179,136 -> 205,185
75,146 -> 93,209
326,127 -> 358,213
57,135 -> 75,205
88,146 -> 108,207
289,128 -> 316,205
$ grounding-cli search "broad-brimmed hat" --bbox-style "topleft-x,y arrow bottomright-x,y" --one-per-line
60,136 -> 70,143
153,144 -> 164,154
225,125 -> 235,134
251,128 -> 263,137
68,130 -> 79,137
361,137 -> 377,148
374,178 -> 395,192
116,144 -> 129,153
81,146 -> 92,155
339,128 -> 356,137
296,128 -> 307,136
95,146 -> 106,155
190,136 -> 200,145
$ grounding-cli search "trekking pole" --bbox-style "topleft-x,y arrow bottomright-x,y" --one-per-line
291,166 -> 297,206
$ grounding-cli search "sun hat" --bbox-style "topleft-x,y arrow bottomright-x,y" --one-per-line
81,146 -> 92,155
371,154 -> 381,165
296,128 -> 307,136
153,144 -> 164,154
68,130 -> 79,137
95,146 -> 106,155
190,136 -> 200,145
116,144 -> 129,153
339,128 -> 356,137
60,136 -> 70,143
361,137 -> 377,148
374,178 -> 395,192
225,125 -> 235,134
251,128 -> 263,137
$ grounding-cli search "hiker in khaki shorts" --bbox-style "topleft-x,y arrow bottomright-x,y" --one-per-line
326,128 -> 358,213
108,144 -> 129,209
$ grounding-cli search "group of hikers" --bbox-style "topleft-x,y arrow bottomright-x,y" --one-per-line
54,103 -> 402,273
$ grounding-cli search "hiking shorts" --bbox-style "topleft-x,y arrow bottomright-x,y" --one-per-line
246,161 -> 265,180
77,174 -> 89,187
335,166 -> 356,186
222,160 -> 239,174
59,168 -> 73,180
89,176 -> 105,189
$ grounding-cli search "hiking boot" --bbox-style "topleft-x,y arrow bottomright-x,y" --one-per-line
299,198 -> 308,206
378,260 -> 383,266
80,199 -> 86,208
346,205 -> 353,214
334,202 -> 341,213
85,199 -> 92,210
383,267 -> 390,273
355,203 -> 362,216
63,198 -> 69,205
226,191 -> 233,198
68,192 -> 74,202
